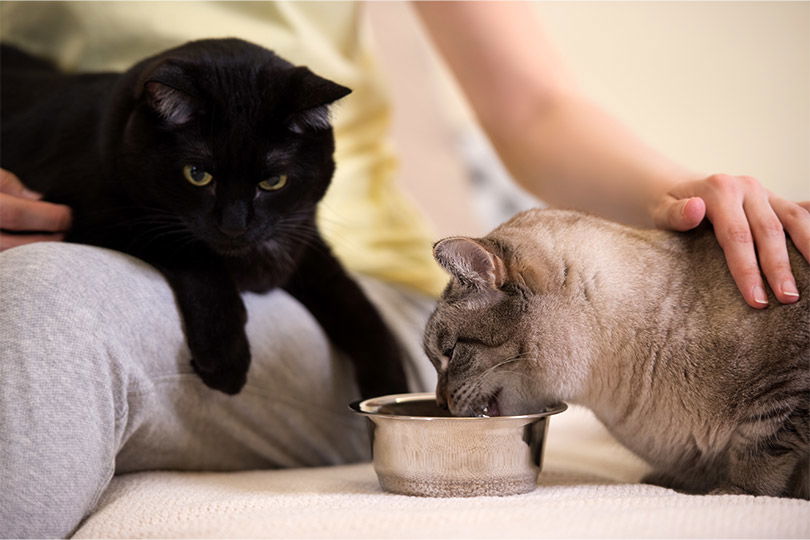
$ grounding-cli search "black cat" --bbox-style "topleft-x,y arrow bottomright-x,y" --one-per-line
0,39 -> 408,397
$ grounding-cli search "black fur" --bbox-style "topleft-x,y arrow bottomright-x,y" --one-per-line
1,39 -> 408,397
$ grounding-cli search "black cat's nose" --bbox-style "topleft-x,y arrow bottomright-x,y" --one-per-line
218,202 -> 250,237
218,224 -> 247,238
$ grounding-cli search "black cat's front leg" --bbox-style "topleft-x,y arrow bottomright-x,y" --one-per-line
152,258 -> 250,395
283,236 -> 408,399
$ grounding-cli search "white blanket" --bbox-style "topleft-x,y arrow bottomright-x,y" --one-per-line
73,406 -> 810,538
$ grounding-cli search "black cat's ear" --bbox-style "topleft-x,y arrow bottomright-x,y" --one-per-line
144,81 -> 196,126
287,66 -> 351,133
137,60 -> 199,127
290,66 -> 352,109
433,237 -> 506,290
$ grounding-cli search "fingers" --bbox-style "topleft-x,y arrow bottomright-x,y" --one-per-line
707,194 -> 771,309
0,232 -> 64,251
679,174 -> 805,308
0,168 -> 41,200
743,193 -> 798,304
0,193 -> 72,232
772,196 -> 810,265
657,174 -> 807,308
668,175 -> 770,308
0,169 -> 72,252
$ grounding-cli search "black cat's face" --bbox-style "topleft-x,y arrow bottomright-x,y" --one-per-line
116,39 -> 350,257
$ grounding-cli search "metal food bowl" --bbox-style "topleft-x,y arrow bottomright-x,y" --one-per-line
350,392 -> 567,497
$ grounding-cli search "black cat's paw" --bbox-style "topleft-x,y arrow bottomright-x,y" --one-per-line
188,336 -> 251,395
356,342 -> 409,399
360,372 -> 408,400
190,358 -> 248,395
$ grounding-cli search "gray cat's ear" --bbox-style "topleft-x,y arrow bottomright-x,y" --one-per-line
433,237 -> 506,290
143,81 -> 196,126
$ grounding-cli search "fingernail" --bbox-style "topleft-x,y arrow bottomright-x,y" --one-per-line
753,285 -> 769,305
782,281 -> 800,298
22,189 -> 41,199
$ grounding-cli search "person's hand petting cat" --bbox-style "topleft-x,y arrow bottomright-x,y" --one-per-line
0,168 -> 72,250
415,1 -> 810,309
650,174 -> 810,308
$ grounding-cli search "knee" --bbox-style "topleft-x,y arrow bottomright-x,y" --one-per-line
0,242 -> 176,374
1,243 -> 93,345
2,242 -> 141,330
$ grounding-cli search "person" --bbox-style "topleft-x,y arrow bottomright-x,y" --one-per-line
0,2 -> 807,537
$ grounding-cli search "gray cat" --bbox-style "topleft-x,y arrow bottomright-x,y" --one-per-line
423,208 -> 809,498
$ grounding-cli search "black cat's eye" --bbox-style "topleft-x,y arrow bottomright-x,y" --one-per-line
258,174 -> 288,192
183,165 -> 213,187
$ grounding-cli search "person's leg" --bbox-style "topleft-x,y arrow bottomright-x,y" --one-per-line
0,243 -> 435,537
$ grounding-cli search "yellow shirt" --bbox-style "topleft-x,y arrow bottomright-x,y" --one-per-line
0,1 -> 447,297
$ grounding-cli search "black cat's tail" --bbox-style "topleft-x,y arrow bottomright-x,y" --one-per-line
1,43 -> 59,73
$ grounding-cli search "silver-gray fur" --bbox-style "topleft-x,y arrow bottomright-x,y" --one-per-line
423,208 -> 809,498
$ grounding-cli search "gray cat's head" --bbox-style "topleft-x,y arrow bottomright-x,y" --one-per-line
423,231 -> 593,417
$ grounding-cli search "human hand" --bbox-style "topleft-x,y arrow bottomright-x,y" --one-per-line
651,173 -> 810,309
0,168 -> 72,251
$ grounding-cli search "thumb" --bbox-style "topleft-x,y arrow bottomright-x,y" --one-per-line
652,195 -> 706,232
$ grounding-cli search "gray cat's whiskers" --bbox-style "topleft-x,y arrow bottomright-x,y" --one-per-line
452,354 -> 535,413
466,353 -> 531,385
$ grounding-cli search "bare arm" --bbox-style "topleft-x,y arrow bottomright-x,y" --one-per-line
414,1 -> 810,308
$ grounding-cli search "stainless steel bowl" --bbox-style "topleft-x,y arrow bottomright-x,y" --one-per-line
350,392 -> 567,497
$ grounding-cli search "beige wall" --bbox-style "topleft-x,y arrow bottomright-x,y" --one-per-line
535,1 -> 810,201
369,1 -> 810,236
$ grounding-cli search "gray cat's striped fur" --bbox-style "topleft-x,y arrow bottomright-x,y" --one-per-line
423,209 -> 809,498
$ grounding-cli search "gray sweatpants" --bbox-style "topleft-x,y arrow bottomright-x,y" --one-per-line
0,243 -> 437,538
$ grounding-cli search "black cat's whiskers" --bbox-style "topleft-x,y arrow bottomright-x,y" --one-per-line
87,204 -> 184,220
273,212 -> 332,258
112,214 -> 199,252
313,204 -> 371,253
138,227 -> 198,249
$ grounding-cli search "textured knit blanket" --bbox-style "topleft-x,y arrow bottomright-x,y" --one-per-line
73,406 -> 810,538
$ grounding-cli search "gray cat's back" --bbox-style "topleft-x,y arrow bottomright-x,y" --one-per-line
496,209 -> 810,496
682,225 -> 809,497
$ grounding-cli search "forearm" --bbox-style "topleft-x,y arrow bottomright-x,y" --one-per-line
414,1 -> 698,227
490,92 -> 700,227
